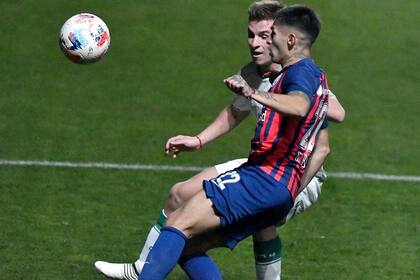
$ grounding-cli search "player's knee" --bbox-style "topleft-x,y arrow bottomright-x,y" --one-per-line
166,181 -> 187,213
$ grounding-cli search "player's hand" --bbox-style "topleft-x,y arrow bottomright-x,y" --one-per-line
224,74 -> 255,98
165,135 -> 201,158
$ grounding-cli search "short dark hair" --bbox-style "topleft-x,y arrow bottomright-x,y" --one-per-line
274,5 -> 321,46
248,0 -> 285,21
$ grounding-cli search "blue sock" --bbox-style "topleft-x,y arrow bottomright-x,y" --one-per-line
179,253 -> 222,280
139,226 -> 187,280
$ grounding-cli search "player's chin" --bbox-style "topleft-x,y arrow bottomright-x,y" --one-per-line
269,55 -> 281,64
253,56 -> 271,67
271,59 -> 281,64
268,50 -> 278,61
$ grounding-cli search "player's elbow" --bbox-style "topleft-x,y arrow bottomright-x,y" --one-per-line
288,94 -> 310,117
323,145 -> 331,157
296,108 -> 308,117
335,107 -> 346,123
328,100 -> 346,123
327,108 -> 345,123
295,103 -> 310,117
315,136 -> 330,160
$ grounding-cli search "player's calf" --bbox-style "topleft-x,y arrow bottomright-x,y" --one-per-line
253,227 -> 281,280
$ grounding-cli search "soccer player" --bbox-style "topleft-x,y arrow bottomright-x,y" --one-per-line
112,4 -> 329,280
95,2 -> 345,280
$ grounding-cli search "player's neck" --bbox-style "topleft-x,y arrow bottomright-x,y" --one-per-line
282,49 -> 310,68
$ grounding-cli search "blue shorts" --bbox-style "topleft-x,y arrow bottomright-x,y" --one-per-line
203,164 -> 293,249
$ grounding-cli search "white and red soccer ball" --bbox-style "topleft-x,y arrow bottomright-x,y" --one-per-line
59,13 -> 110,63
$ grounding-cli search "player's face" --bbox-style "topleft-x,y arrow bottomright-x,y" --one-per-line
248,19 -> 274,67
268,24 -> 289,64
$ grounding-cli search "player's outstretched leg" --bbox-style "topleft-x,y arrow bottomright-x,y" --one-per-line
134,160 -> 244,268
94,167 -> 218,279
137,167 -> 217,262
139,189 -> 221,279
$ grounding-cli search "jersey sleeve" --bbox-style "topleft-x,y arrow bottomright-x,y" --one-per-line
282,67 -> 318,100
231,95 -> 251,112
231,68 -> 252,112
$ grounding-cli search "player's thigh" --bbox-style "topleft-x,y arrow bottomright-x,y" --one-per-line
166,158 -> 247,211
174,166 -> 218,198
166,166 -> 218,212
174,158 -> 247,201
166,189 -> 221,237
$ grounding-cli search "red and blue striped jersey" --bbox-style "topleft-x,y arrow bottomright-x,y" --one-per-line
248,58 -> 329,199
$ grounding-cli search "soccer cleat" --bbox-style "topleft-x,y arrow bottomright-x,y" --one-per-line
94,261 -> 139,280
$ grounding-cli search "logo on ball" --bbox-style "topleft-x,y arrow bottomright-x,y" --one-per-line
59,13 -> 111,64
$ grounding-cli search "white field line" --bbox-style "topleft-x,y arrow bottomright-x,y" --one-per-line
0,159 -> 419,183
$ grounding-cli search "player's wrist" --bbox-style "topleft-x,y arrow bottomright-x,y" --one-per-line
246,88 -> 256,100
195,135 -> 203,149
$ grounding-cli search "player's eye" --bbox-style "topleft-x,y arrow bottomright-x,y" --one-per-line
248,29 -> 255,38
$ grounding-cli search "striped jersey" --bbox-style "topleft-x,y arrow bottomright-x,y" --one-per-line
248,58 -> 329,199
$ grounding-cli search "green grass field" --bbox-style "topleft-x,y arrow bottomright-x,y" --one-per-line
0,0 -> 419,279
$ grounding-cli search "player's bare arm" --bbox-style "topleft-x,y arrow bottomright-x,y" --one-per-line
253,90 -> 310,117
326,90 -> 345,123
299,128 -> 330,192
224,74 -> 310,117
165,104 -> 249,158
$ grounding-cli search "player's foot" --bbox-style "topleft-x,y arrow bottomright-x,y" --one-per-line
94,261 -> 139,280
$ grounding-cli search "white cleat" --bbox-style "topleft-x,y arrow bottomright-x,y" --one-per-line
94,261 -> 139,280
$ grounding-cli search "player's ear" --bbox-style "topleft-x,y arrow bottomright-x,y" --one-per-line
287,33 -> 297,50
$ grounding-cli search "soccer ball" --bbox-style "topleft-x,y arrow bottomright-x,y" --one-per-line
59,13 -> 111,64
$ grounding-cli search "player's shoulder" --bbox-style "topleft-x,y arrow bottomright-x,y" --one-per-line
280,59 -> 325,95
284,58 -> 322,82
